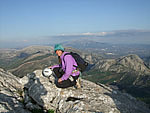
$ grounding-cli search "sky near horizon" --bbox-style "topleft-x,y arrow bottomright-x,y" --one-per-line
0,0 -> 150,43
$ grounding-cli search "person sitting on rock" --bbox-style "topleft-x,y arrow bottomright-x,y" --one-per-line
49,44 -> 81,88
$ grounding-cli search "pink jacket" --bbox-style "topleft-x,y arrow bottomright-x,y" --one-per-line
52,52 -> 80,81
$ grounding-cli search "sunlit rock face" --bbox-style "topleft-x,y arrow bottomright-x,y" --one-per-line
0,68 -> 150,113
21,70 -> 150,113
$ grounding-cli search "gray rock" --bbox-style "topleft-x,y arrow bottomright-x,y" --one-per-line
23,70 -> 150,113
0,68 -> 150,113
0,68 -> 31,113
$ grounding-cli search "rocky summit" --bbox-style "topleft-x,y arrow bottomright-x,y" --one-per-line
0,68 -> 150,113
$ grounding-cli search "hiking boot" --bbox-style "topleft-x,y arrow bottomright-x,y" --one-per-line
75,78 -> 81,89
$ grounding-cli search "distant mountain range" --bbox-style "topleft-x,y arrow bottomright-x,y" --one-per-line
62,40 -> 150,60
52,29 -> 150,44
86,54 -> 150,86
1,29 -> 150,49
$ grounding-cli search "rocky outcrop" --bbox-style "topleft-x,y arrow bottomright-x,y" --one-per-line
21,70 -> 150,113
0,68 -> 31,113
0,68 -> 150,113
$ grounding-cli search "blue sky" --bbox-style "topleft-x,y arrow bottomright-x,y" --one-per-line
0,0 -> 150,47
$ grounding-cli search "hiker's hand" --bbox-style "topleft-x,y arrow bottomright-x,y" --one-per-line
58,78 -> 62,83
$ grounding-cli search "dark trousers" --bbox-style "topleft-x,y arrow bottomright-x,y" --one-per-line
53,67 -> 79,88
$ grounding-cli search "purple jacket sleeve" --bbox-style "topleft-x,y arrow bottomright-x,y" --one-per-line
61,55 -> 73,81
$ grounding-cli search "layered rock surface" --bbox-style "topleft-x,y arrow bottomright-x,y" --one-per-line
0,68 -> 31,113
22,70 -> 150,113
0,68 -> 150,113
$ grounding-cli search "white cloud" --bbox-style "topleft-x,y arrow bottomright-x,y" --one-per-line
82,32 -> 93,36
58,31 -> 115,36
58,29 -> 150,37
22,40 -> 28,42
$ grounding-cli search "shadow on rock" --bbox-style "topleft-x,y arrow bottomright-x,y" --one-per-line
104,89 -> 150,113
0,93 -> 31,113
23,72 -> 48,112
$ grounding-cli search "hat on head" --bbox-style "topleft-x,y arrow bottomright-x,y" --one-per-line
54,44 -> 64,52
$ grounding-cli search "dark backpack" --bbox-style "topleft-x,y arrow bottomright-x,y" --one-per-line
63,52 -> 88,72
